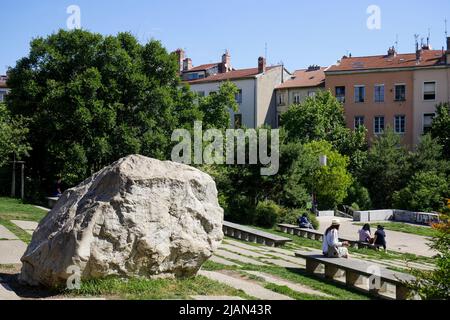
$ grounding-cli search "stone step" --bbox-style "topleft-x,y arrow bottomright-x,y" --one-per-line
215,249 -> 267,266
199,270 -> 293,300
244,271 -> 332,298
0,240 -> 27,265
209,255 -> 241,267
219,243 -> 268,258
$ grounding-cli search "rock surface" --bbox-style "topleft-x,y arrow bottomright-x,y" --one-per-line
19,155 -> 224,287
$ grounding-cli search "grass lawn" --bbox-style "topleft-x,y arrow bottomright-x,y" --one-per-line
68,275 -> 254,300
0,197 -> 48,243
353,222 -> 437,238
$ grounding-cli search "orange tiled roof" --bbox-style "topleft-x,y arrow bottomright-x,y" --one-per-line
276,67 -> 326,89
327,50 -> 446,72
186,66 -> 278,84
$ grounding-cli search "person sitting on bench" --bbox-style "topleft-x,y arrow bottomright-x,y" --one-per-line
373,225 -> 387,252
322,219 -> 350,258
298,213 -> 314,229
358,223 -> 374,243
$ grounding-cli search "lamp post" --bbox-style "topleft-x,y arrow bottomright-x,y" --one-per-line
312,155 -> 327,216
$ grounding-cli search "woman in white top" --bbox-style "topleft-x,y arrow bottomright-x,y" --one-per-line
322,219 -> 350,258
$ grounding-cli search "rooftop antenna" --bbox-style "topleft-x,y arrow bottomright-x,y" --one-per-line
395,34 -> 399,51
264,42 -> 268,62
414,34 -> 419,51
445,18 -> 448,38
427,28 -> 431,47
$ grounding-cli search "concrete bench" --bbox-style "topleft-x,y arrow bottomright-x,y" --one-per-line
278,224 -> 323,241
278,224 -> 379,250
223,221 -> 292,247
46,197 -> 59,209
295,252 -> 415,300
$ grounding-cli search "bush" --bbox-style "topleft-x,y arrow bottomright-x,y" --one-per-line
278,208 -> 319,230
344,181 -> 372,210
255,200 -> 284,228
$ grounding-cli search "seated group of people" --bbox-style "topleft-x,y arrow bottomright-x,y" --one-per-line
297,216 -> 388,259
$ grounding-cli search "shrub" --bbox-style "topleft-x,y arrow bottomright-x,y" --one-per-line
344,181 -> 372,210
278,208 -> 319,230
255,200 -> 283,228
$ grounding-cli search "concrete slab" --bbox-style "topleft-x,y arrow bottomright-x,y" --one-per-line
245,271 -> 332,298
0,225 -> 18,240
219,243 -> 268,258
191,296 -> 244,300
266,252 -> 306,266
215,249 -> 267,266
261,259 -> 303,268
10,220 -> 38,231
224,239 -> 268,252
209,255 -> 241,267
199,270 -> 293,300
0,240 -> 27,265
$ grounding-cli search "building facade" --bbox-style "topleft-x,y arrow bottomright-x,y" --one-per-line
0,75 -> 8,102
326,42 -> 450,148
275,65 -> 326,125
180,51 -> 290,128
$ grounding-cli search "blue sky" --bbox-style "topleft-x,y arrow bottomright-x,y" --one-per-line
1,0 -> 449,74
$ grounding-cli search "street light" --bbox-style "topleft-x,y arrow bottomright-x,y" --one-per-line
312,155 -> 327,216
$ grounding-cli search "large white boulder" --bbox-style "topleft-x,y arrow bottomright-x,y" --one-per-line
19,155 -> 224,287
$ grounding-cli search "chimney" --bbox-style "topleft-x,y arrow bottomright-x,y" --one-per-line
174,49 -> 185,72
183,58 -> 192,71
220,50 -> 232,73
387,46 -> 397,57
258,56 -> 266,73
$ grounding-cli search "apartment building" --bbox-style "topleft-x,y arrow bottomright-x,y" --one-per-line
0,75 -> 8,102
325,41 -> 450,148
178,50 -> 290,128
275,65 -> 325,125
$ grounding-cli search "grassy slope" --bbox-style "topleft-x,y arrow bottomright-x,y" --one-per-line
353,222 -> 437,238
0,197 -> 48,243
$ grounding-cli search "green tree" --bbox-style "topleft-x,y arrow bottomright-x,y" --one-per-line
407,221 -> 450,299
430,103 -> 450,159
0,103 -> 30,167
287,140 -> 352,210
6,30 -> 236,197
393,171 -> 449,212
280,90 -> 368,174
360,128 -> 410,208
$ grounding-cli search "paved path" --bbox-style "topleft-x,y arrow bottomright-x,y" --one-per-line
245,271 -> 332,298
0,225 -> 18,240
0,240 -> 27,264
317,216 -> 435,257
0,282 -> 20,300
191,296 -> 244,300
215,249 -> 267,266
209,255 -> 241,267
199,270 -> 293,300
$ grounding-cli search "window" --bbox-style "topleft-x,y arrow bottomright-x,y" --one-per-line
354,116 -> 365,129
395,115 -> 406,134
278,93 -> 285,106
395,84 -> 406,101
187,73 -> 199,80
234,114 -> 242,128
235,89 -> 243,104
423,113 -> 435,134
423,82 -> 436,100
354,86 -> 365,103
308,91 -> 316,97
293,92 -> 301,104
197,91 -> 205,97
374,84 -> 385,102
335,86 -> 346,103
0,89 -> 6,102
374,116 -> 385,134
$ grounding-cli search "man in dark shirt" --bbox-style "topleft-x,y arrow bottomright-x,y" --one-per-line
374,225 -> 387,252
